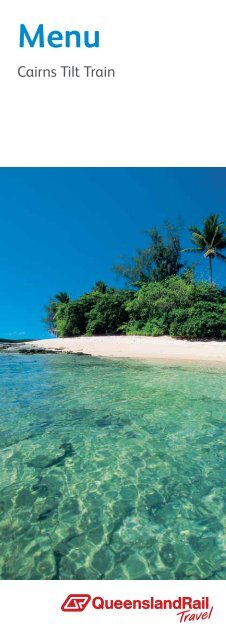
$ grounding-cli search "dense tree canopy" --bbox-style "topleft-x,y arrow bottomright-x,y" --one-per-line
114,222 -> 183,286
43,217 -> 226,341
44,277 -> 226,340
124,276 -> 226,339
86,289 -> 133,335
53,288 -> 133,337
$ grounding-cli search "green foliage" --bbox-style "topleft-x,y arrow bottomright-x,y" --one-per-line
46,276 -> 226,341
44,216 -> 226,341
92,281 -> 107,294
183,214 -> 226,284
124,319 -> 165,336
169,302 -> 226,339
51,287 -> 133,337
43,291 -> 70,333
54,292 -> 70,304
86,290 -> 133,335
124,276 -> 226,339
47,276 -> 226,341
54,292 -> 101,337
43,301 -> 58,333
114,222 -> 183,287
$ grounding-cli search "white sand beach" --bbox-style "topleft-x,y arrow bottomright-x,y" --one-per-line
26,335 -> 226,363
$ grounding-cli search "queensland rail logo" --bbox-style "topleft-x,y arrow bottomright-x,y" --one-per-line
61,594 -> 91,612
61,595 -> 213,622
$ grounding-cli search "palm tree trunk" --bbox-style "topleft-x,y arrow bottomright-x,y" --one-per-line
209,255 -> 213,285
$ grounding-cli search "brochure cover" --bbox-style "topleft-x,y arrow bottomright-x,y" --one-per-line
0,1 -> 225,639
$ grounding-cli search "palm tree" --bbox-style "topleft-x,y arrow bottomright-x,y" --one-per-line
92,281 -> 107,294
54,292 -> 70,304
43,292 -> 70,333
183,214 -> 226,284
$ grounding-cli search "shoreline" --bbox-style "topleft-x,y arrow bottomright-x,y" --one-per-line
8,335 -> 226,363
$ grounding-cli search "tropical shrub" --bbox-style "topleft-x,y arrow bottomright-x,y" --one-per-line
169,302 -> 226,339
54,293 -> 100,337
124,277 -> 226,339
45,277 -> 226,341
86,290 -> 133,335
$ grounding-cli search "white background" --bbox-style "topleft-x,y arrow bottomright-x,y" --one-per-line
1,580 -> 225,638
1,0 -> 226,166
0,1 -> 225,636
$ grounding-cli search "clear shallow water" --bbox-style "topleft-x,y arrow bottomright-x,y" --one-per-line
0,353 -> 225,580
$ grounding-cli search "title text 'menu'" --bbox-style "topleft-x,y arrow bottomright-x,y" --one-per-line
19,24 -> 100,48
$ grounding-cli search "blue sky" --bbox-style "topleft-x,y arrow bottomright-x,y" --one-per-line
1,168 -> 226,339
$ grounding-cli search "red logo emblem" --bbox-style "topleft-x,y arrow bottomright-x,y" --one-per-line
61,594 -> 91,612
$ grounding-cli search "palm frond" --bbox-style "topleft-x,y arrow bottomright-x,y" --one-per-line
210,225 -> 219,247
187,214 -> 226,281
189,225 -> 203,234
203,214 -> 219,235
216,238 -> 226,249
190,232 -> 207,249
182,247 -> 202,253
189,226 -> 206,241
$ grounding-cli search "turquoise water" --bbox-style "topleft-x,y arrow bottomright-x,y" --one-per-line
0,352 -> 225,580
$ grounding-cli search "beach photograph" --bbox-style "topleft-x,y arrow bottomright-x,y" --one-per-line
0,167 -> 226,580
